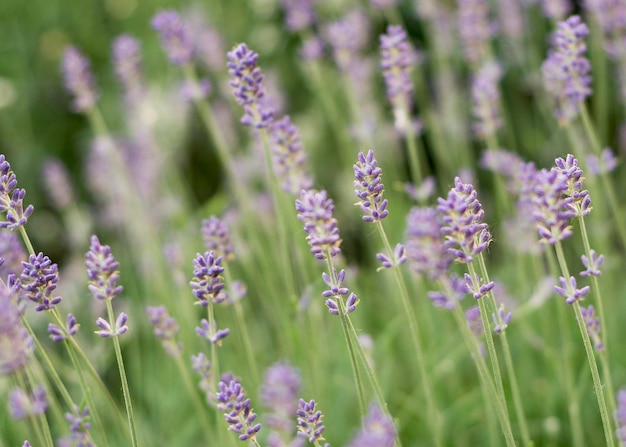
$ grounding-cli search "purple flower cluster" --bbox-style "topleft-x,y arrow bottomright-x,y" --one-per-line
0,231 -> 27,277
492,303 -> 513,333
270,116 -> 313,196
216,378 -> 262,441
279,0 -> 316,32
113,35 -> 144,103
202,216 -> 234,260
586,0 -> 626,58
530,168 -> 576,245
20,253 -> 62,311
227,43 -> 274,128
580,305 -> 603,351
457,0 -> 494,66
65,405 -> 94,447
8,385 -> 47,419
85,236 -> 123,301
190,251 -> 227,306
346,402 -> 396,447
0,280 -> 32,374
405,207 -> 453,280
376,243 -> 406,269
542,0 -> 572,20
296,399 -> 327,444
616,388 -> 626,443
42,158 -> 74,210
151,10 -> 194,65
428,273 -> 468,310
466,305 -> 483,337
95,312 -> 128,338
61,46 -> 98,112
465,272 -> 495,300
581,250 -> 604,277
261,361 -> 301,434
554,275 -> 590,304
471,63 -> 502,139
554,154 -> 591,217
323,9 -> 370,73
146,305 -> 182,357
0,154 -> 34,230
542,16 -> 591,124
437,177 -> 491,263
354,150 -> 389,223
48,313 -> 80,342
586,149 -> 617,176
196,318 -> 230,345
322,269 -> 359,315
296,190 -> 342,260
380,25 -> 415,115
191,352 -> 212,394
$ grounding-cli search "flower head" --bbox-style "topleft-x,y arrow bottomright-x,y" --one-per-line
48,313 -> 79,342
0,279 -> 32,374
20,253 -> 62,311
296,399 -> 327,444
8,385 -> 47,419
347,402 -> 396,447
279,0 -> 316,31
61,46 -> 98,112
471,62 -> 502,139
42,158 -> 74,210
151,10 -> 194,65
85,235 -> 123,301
202,216 -> 234,260
261,362 -> 301,434
65,405 -> 94,447
270,116 -> 314,196
580,305 -> 603,351
113,34 -> 144,103
380,25 -> 415,118
354,150 -> 389,223
457,0 -> 494,66
0,155 -> 34,230
216,378 -> 262,441
554,275 -> 590,304
146,306 -> 182,357
190,251 -> 227,306
615,388 -> 626,443
530,168 -> 575,245
405,207 -> 453,279
296,190 -> 342,260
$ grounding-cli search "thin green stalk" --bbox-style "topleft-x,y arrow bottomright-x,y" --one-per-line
17,369 -> 54,447
104,299 -> 139,447
375,221 -> 443,447
553,242 -> 614,447
402,106 -> 425,186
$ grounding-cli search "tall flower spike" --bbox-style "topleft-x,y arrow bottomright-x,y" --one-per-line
65,405 -> 94,447
554,154 -> 591,217
48,313 -> 80,342
541,15 -> 591,124
146,306 -> 182,357
279,0 -> 316,32
354,150 -> 389,223
261,361 -> 301,434
202,216 -> 234,260
227,43 -> 274,128
216,378 -> 262,441
296,399 -> 327,444
85,235 -> 123,301
8,385 -> 48,419
113,34 -> 144,104
580,305 -> 603,351
42,158 -> 74,210
20,253 -> 62,311
0,279 -> 33,374
346,402 -> 396,447
471,62 -> 502,139
190,251 -> 227,306
269,116 -> 314,196
322,268 -> 359,315
151,10 -> 194,65
0,155 -> 34,230
380,25 -> 415,130
530,168 -> 575,245
296,190 -> 342,260
405,206 -> 453,280
437,177 -> 491,263
457,0 -> 494,66
61,46 -> 98,113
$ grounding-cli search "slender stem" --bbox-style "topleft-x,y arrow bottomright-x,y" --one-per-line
105,299 -> 139,447
401,106 -> 424,186
375,221 -> 442,447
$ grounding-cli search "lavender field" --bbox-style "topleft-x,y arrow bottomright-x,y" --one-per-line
2,0 -> 626,446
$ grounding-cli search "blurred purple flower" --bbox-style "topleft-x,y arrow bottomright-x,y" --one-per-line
580,250 -> 604,277
300,35 -> 325,61
580,305 -> 603,351
296,189 -> 342,261
466,305 -> 483,337
261,362 -> 301,435
586,149 -> 617,176
61,46 -> 98,112
405,206 -> 453,280
0,279 -> 32,374
113,35 -> 144,104
380,25 -> 416,124
65,405 -> 94,447
42,158 -> 74,210
196,318 -> 230,345
346,402 -> 396,447
0,230 -> 27,278
8,385 -> 47,419
270,116 -> 314,196
202,216 -> 234,260
85,235 -> 123,301
280,0 -> 316,31
542,0 -> 572,20
457,0 -> 495,66
615,388 -> 626,443
146,305 -> 182,357
471,62 -> 502,139
151,10 -> 194,65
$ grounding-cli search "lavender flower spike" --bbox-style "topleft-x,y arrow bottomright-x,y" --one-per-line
296,189 -> 342,260
146,305 -> 182,357
227,43 -> 274,128
471,62 -> 502,139
113,34 -> 144,103
0,279 -> 33,374
457,0 -> 494,67
48,313 -> 80,342
65,405 -> 94,447
151,10 -> 194,65
216,378 -> 262,441
269,116 -> 314,196
322,268 -> 360,315
347,402 -> 397,447
95,312 -> 128,338
296,399 -> 327,444
62,46 -> 98,112
541,16 -> 591,124
85,235 -> 123,301
8,385 -> 48,419
580,305 -> 604,351
380,25 -> 415,130
202,216 -> 234,260
405,206 -> 453,280
20,253 -> 62,311
0,154 -> 34,230
554,275 -> 590,304
190,251 -> 227,306
530,168 -> 575,245
279,0 -> 316,32
616,388 -> 626,443
581,250 -> 604,277
261,361 -> 301,434
354,150 -> 389,223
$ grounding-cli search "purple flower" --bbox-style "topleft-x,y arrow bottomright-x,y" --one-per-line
542,0 -> 572,20
296,399 -> 327,443
492,303 -> 512,333
380,25 -> 415,119
404,177 -> 436,202
85,235 -> 123,301
580,250 -> 604,277
196,318 -> 230,345
615,388 -> 626,443
0,230 -> 27,277
579,305 -> 603,351
354,150 -> 389,223
261,362 -> 301,434
146,305 -> 182,357
227,43 -> 274,128
299,35 -> 325,61
586,0 -> 626,59
466,305 -> 483,338
346,402 -> 396,447
190,251 -> 227,306
321,269 -> 359,315
530,168 -> 576,245
542,16 -> 591,124
216,378 -> 262,441
20,253 -> 62,311
279,0 -> 316,31
151,10 -> 194,65
201,216 -> 234,260
0,154 -> 34,230
180,78 -> 211,101
48,313 -> 80,342
269,116 -> 313,196
0,279 -> 33,374
437,177 -> 491,263
428,273 -> 468,309
405,206 -> 453,280
371,0 -> 401,9
8,385 -> 47,419
376,243 -> 406,269
471,62 -> 502,139
113,35 -> 144,103
457,0 -> 494,66
42,158 -> 74,210
323,9 -> 370,73
22,442 -> 31,447
194,24 -> 226,72
587,149 -> 618,176
554,154 -> 591,217
479,149 -> 524,192
191,352 -> 212,393
554,275 -> 590,304
65,405 -> 94,447
464,272 -> 495,299
61,46 -> 98,112
95,312 -> 128,338
296,190 -> 342,260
